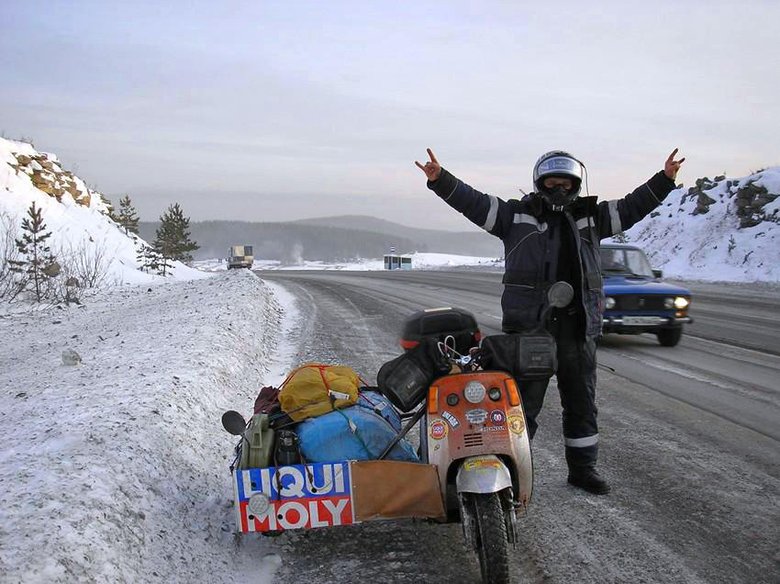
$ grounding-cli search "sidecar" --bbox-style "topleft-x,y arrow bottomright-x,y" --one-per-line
224,390 -> 448,534
233,459 -> 446,533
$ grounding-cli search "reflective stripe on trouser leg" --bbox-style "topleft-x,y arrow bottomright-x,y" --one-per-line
565,434 -> 598,448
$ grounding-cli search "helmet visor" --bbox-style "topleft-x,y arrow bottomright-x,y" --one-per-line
535,156 -> 582,180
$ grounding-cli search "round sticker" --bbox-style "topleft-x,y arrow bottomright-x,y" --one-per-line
490,410 -> 505,424
429,420 -> 448,440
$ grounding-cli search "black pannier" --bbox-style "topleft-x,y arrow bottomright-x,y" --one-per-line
479,332 -> 557,381
378,307 -> 482,412
400,307 -> 481,354
377,338 -> 451,412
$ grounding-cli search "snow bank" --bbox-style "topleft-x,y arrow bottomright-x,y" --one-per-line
0,270 -> 294,583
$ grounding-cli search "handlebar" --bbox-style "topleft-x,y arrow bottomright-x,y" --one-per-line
437,336 -> 482,372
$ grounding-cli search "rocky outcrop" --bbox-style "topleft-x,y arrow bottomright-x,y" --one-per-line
679,173 -> 778,226
8,151 -> 91,207
682,177 -> 720,215
734,180 -> 778,228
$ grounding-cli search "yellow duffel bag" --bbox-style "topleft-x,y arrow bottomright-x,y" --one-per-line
278,363 -> 361,422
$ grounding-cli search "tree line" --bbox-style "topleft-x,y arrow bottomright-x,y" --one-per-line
1,195 -> 199,304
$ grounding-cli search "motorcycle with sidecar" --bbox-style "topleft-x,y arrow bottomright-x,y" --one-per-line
222,282 -> 574,584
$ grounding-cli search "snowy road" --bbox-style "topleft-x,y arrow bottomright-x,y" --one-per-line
3,269 -> 775,584
259,270 -> 779,584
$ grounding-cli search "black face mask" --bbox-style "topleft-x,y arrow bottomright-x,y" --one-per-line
541,185 -> 574,209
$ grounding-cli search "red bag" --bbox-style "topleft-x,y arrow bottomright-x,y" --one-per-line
253,386 -> 279,414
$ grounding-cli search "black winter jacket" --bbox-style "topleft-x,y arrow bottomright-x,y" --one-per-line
428,169 -> 677,338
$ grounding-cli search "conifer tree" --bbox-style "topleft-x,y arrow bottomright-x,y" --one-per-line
100,194 -> 119,221
117,194 -> 140,235
9,201 -> 58,302
155,250 -> 173,277
136,243 -> 170,276
135,243 -> 156,273
153,202 -> 199,267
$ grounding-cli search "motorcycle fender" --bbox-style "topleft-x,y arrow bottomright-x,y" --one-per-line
456,455 -> 512,494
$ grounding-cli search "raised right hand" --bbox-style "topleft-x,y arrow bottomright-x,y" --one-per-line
414,148 -> 442,182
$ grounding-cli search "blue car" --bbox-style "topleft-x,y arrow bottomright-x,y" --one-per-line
600,243 -> 693,346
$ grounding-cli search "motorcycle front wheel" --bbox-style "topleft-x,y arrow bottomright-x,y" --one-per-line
469,492 -> 511,584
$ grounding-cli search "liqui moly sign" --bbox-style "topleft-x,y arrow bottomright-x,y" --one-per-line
234,462 -> 354,532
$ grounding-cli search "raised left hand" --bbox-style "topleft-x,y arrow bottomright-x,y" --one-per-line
665,148 -> 685,180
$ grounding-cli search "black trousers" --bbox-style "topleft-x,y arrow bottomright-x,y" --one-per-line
514,313 -> 600,469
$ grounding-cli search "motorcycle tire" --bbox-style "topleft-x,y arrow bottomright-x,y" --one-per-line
472,492 -> 511,584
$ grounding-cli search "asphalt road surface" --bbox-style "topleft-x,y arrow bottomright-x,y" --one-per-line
256,270 -> 779,584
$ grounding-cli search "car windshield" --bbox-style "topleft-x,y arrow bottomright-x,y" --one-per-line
600,248 -> 654,277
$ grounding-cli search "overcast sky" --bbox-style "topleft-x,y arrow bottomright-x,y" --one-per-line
1,0 -> 778,230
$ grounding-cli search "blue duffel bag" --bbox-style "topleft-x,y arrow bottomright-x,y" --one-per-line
296,390 -> 418,463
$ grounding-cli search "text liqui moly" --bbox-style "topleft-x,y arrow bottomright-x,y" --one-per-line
234,462 -> 354,532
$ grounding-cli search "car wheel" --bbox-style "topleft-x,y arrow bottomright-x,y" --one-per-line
657,327 -> 683,347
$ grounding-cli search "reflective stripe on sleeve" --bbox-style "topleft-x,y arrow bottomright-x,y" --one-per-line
482,195 -> 499,232
576,217 -> 590,230
443,182 -> 459,201
644,181 -> 661,204
564,434 -> 599,448
607,201 -> 622,235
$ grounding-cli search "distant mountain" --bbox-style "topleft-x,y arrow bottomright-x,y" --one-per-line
292,215 -> 500,255
139,217 -> 503,262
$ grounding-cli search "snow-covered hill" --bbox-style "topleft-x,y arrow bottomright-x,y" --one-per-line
613,167 -> 780,282
0,137 -> 203,288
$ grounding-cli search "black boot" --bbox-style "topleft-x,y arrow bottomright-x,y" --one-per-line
567,468 -> 611,495
565,444 -> 610,495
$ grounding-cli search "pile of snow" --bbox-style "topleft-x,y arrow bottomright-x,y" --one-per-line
0,137 -> 203,286
0,270 -> 295,583
615,167 -> 780,282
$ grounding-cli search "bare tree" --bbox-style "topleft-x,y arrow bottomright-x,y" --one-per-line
0,211 -> 22,301
54,239 -> 113,303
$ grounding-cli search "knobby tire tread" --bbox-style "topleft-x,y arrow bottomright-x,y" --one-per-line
474,493 -> 511,584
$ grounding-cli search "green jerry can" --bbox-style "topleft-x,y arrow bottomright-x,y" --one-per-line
238,413 -> 275,469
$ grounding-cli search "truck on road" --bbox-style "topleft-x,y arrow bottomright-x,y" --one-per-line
228,245 -> 254,270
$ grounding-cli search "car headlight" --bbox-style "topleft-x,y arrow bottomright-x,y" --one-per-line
605,297 -> 616,309
674,296 -> 689,309
664,297 -> 674,309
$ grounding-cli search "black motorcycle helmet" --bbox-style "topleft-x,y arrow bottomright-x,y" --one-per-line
532,150 -> 584,210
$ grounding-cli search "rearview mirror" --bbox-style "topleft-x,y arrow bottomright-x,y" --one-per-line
547,281 -> 574,309
221,410 -> 247,435
652,269 -> 663,279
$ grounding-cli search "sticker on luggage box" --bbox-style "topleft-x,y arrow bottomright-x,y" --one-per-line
234,462 -> 354,532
